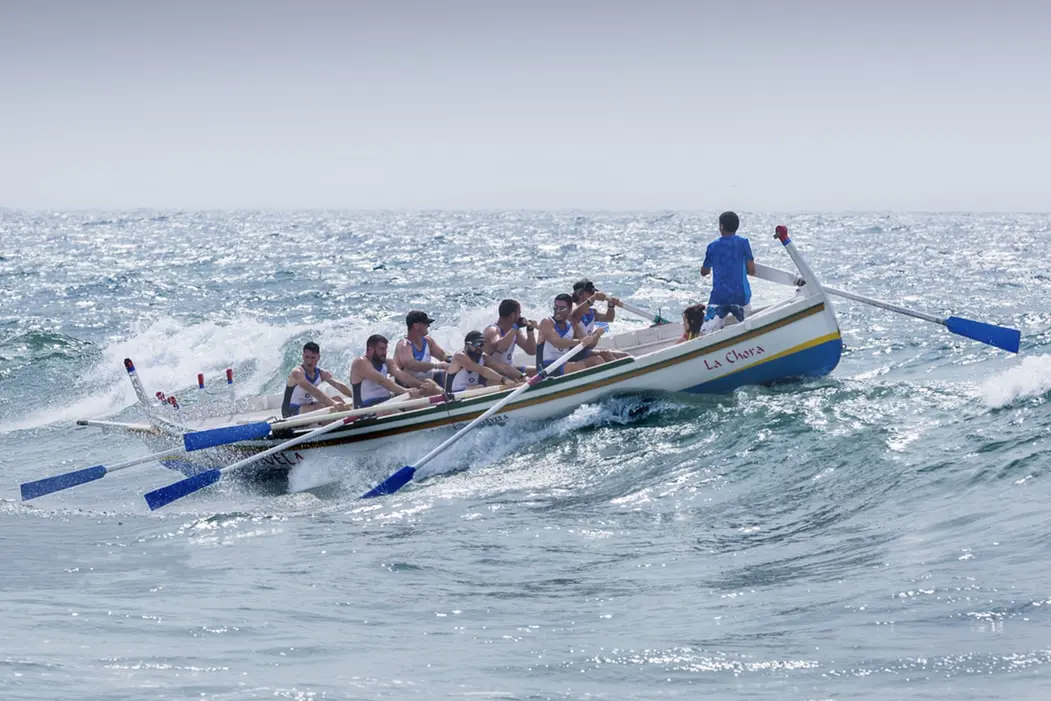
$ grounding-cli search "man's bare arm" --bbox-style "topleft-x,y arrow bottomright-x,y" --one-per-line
426,336 -> 450,363
292,369 -> 340,407
395,341 -> 437,373
320,370 -> 354,398
540,319 -> 580,349
516,326 -> 537,355
454,352 -> 511,385
353,359 -> 408,396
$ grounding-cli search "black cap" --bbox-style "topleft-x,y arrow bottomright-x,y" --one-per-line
572,279 -> 595,293
464,330 -> 484,346
406,310 -> 435,327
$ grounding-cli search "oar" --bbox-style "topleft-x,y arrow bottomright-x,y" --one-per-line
76,418 -> 157,432
181,385 -> 501,451
143,415 -> 362,510
753,262 -> 1021,353
23,410 -> 346,500
142,385 -> 504,510
615,300 -> 673,325
123,358 -> 157,421
123,358 -> 184,434
20,449 -> 182,500
275,385 -> 501,430
752,262 -> 805,288
361,340 -> 589,499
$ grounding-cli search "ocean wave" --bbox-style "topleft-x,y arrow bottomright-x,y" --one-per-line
978,355 -> 1051,408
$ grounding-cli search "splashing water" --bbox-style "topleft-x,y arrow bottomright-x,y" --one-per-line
977,354 -> 1051,408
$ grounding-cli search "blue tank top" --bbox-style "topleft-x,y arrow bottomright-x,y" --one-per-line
409,338 -> 432,380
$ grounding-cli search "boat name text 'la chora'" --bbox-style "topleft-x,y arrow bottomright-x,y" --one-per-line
704,344 -> 766,371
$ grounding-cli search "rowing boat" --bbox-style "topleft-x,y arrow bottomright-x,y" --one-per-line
133,229 -> 843,477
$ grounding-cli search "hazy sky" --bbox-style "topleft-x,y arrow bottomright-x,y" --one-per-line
1,0 -> 1049,211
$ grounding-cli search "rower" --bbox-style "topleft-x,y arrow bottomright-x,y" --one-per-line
446,331 -> 519,393
536,293 -> 605,376
391,310 -> 448,396
571,279 -> 630,361
483,299 -> 537,382
281,342 -> 354,418
350,334 -> 418,409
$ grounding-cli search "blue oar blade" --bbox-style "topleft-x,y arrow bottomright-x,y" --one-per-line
20,465 -> 107,501
183,422 -> 272,451
144,469 -> 222,511
945,316 -> 1021,353
360,466 -> 417,499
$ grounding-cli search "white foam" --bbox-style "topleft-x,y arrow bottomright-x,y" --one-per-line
978,355 -> 1051,409
311,395 -> 664,497
4,301 -> 663,442
4,316 -> 309,433
5,304 -> 529,434
287,454 -> 343,493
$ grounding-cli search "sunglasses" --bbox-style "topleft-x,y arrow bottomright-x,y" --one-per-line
553,304 -> 570,311
467,340 -> 484,348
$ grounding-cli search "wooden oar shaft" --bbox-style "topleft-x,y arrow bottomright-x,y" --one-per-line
360,340 -> 591,498
753,253 -> 1018,352
411,342 -> 587,472
270,385 -> 503,431
822,285 -> 944,325
107,449 -> 185,473
754,261 -> 945,325
284,390 -> 419,423
20,447 -> 185,501
616,300 -> 672,325
76,419 -> 158,432
752,262 -> 804,287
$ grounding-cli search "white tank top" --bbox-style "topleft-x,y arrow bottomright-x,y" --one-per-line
449,355 -> 485,393
542,319 -> 574,363
488,322 -> 517,365
289,366 -> 323,405
357,361 -> 391,404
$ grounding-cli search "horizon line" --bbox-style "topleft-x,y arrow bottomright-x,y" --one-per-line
3,207 -> 1050,216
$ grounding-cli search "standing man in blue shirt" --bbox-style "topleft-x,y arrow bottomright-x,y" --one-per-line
700,211 -> 756,333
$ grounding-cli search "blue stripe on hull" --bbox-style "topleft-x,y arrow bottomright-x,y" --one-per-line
684,337 -> 843,394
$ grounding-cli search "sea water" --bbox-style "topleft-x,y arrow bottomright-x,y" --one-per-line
1,210 -> 1050,700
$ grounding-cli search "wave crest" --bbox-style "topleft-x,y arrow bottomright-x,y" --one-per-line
978,355 -> 1051,408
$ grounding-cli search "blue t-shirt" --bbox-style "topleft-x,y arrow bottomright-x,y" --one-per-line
702,235 -> 753,306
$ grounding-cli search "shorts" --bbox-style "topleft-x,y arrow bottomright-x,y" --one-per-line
568,347 -> 592,362
433,370 -> 447,389
282,402 -> 316,419
704,304 -> 747,323
700,304 -> 752,335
